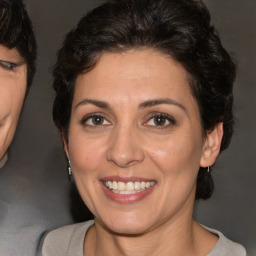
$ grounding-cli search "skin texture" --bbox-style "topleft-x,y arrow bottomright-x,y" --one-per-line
0,45 -> 27,160
65,49 -> 223,256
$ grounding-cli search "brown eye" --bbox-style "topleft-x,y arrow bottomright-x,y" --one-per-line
91,115 -> 104,125
145,114 -> 176,128
82,114 -> 111,127
153,115 -> 168,126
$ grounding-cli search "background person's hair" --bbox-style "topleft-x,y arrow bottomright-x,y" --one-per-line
0,0 -> 37,91
52,0 -> 236,200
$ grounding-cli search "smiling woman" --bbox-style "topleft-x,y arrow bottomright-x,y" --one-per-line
68,50 -> 206,229
39,0 -> 246,255
0,0 -> 37,166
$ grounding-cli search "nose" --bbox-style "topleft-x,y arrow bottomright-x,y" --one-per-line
106,125 -> 145,168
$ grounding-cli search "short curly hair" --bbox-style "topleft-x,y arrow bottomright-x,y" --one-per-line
52,0 -> 236,200
0,0 -> 37,91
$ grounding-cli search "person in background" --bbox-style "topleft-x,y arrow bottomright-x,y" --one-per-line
0,0 -> 37,168
40,0 -> 246,255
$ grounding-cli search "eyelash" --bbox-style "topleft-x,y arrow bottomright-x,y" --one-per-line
144,113 -> 176,128
80,113 -> 176,129
80,114 -> 111,127
0,60 -> 19,70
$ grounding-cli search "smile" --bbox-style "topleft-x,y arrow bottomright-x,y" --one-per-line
103,181 -> 156,194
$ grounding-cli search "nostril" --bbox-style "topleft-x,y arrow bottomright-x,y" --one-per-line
106,128 -> 145,167
107,152 -> 142,168
106,145 -> 145,168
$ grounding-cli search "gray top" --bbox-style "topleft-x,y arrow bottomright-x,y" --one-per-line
39,220 -> 246,256
0,153 -> 8,169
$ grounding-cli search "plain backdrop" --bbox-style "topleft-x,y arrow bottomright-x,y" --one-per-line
0,0 -> 255,255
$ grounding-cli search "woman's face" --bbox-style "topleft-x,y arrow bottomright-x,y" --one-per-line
0,45 -> 27,159
66,49 -> 221,234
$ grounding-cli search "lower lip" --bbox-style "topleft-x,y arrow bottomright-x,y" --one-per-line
101,182 -> 156,204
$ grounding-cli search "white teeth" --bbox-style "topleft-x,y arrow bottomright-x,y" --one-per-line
104,180 -> 155,193
117,181 -> 125,191
106,181 -> 113,189
134,181 -> 141,190
126,182 -> 134,190
112,181 -> 118,190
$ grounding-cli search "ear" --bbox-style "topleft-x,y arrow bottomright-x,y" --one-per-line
61,131 -> 70,160
200,123 -> 223,168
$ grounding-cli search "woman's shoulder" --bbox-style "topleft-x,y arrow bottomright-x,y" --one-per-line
205,226 -> 246,256
38,220 -> 94,256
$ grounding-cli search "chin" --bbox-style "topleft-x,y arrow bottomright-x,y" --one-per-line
108,224 -> 150,236
98,213 -> 156,236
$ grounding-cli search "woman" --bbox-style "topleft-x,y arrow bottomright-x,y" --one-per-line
40,0 -> 246,255
0,0 -> 37,168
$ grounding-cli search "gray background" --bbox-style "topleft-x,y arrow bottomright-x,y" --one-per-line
0,0 -> 255,255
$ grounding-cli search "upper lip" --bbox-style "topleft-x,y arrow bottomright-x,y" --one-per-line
100,176 -> 156,183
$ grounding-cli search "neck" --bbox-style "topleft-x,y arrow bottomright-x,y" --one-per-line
84,208 -> 217,256
94,220 -> 196,256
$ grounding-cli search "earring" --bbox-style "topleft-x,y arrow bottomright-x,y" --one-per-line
68,160 -> 72,178
207,166 -> 210,173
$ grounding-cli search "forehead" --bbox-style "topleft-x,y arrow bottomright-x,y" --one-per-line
75,49 -> 192,99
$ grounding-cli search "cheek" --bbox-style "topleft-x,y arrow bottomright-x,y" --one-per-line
68,131 -> 107,213
145,130 -> 203,177
147,135 -> 202,202
0,77 -> 26,119
68,131 -> 107,176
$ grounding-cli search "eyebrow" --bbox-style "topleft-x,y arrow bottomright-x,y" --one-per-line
75,97 -> 186,112
139,98 -> 186,111
75,99 -> 112,110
